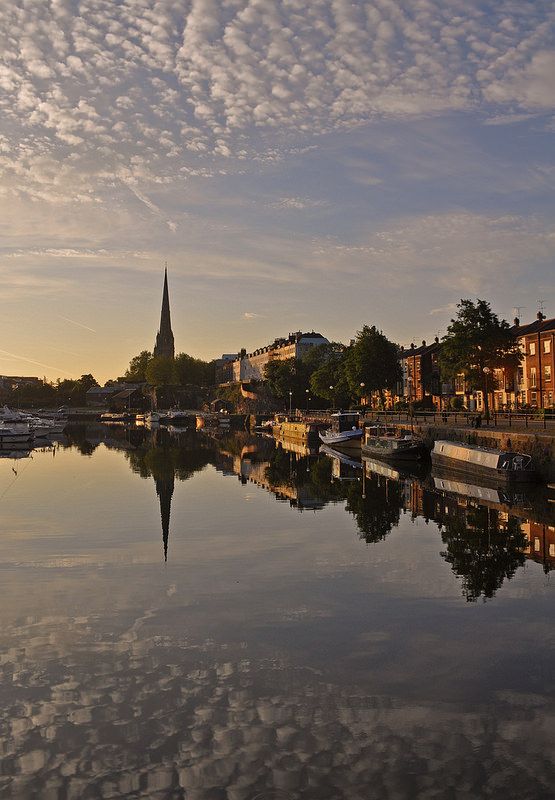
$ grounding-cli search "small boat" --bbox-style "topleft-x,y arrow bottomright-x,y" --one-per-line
361,425 -> 425,461
0,423 -> 34,445
431,440 -> 535,483
318,413 -> 363,450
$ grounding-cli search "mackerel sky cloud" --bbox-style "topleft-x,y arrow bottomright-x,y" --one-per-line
0,0 -> 554,380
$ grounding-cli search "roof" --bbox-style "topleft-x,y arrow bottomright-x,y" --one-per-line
511,316 -> 555,337
112,389 -> 140,399
400,340 -> 441,359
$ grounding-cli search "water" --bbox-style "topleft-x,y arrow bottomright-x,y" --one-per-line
0,425 -> 554,800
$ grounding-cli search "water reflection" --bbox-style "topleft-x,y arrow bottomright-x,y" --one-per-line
1,425 -> 554,799
60,425 -> 555,599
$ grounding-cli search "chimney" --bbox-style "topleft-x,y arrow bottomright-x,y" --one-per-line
410,342 -> 415,350
434,336 -> 439,343
513,317 -> 519,327
537,311 -> 545,321
422,340 -> 426,347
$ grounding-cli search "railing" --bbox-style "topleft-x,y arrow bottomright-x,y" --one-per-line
298,409 -> 555,431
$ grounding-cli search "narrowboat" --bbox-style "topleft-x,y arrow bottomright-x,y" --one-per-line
431,440 -> 535,482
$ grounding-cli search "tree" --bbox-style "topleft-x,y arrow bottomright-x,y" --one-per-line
145,356 -> 177,387
264,358 -> 299,401
174,352 -> 214,386
125,350 -> 153,382
308,343 -> 350,406
344,325 -> 401,405
439,299 -> 521,419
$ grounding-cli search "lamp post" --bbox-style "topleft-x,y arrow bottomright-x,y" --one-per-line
483,366 -> 491,424
360,382 -> 365,408
329,385 -> 335,411
305,388 -> 309,413
288,390 -> 293,417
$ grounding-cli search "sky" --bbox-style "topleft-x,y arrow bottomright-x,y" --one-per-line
0,0 -> 554,383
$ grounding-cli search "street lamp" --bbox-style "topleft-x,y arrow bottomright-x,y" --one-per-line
483,366 -> 491,423
360,382 -> 365,409
329,385 -> 335,411
305,388 -> 309,413
288,390 -> 293,416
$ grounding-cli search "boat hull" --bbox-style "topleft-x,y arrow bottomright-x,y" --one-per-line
361,439 -> 425,462
318,429 -> 362,451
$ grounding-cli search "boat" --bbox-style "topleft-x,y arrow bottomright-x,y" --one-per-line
161,409 -> 192,426
0,423 -> 34,446
318,412 -> 363,450
361,425 -> 425,461
431,440 -> 535,483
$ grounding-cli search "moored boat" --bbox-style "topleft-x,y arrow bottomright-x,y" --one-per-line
318,413 -> 363,451
361,425 -> 425,461
0,423 -> 34,446
431,440 -> 535,483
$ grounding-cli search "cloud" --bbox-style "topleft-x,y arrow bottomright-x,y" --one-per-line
270,197 -> 328,210
0,0 -> 553,207
242,312 -> 262,320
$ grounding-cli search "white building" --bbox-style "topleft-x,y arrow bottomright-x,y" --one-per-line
230,331 -> 329,383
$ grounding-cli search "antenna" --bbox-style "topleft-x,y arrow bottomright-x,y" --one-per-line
538,299 -> 546,314
513,306 -> 525,318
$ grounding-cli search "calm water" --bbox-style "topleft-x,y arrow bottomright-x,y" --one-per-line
0,425 -> 554,800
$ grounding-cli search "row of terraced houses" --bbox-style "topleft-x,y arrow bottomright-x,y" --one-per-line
214,314 -> 554,411
395,312 -> 555,411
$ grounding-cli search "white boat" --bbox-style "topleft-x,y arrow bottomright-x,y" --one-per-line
361,425 -> 425,461
318,413 -> 363,450
0,406 -> 65,436
0,423 -> 34,445
431,440 -> 535,482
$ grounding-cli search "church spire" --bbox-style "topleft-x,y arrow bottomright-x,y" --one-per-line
153,265 -> 175,359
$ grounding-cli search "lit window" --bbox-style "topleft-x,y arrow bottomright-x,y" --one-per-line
544,365 -> 552,382
529,342 -> 536,355
534,538 -> 540,552
549,544 -> 555,557
530,367 -> 537,388
544,340 -> 551,354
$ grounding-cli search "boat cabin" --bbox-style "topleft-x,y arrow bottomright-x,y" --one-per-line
330,412 -> 360,433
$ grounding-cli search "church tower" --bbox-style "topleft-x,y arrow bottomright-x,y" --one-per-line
153,266 -> 175,359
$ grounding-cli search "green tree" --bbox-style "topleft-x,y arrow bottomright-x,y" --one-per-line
145,356 -> 177,387
439,299 -> 521,419
125,350 -> 153,382
174,352 -> 214,386
344,325 -> 401,405
264,358 -> 299,401
309,343 -> 349,406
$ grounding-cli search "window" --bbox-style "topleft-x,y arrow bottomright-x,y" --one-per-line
545,365 -> 552,383
534,538 -> 540,552
549,544 -> 555,557
530,367 -> 537,388
544,340 -> 551,354
529,342 -> 536,355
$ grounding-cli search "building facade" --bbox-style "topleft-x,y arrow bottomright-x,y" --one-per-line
223,332 -> 329,384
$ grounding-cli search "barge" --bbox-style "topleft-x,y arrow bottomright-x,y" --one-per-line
431,440 -> 535,483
